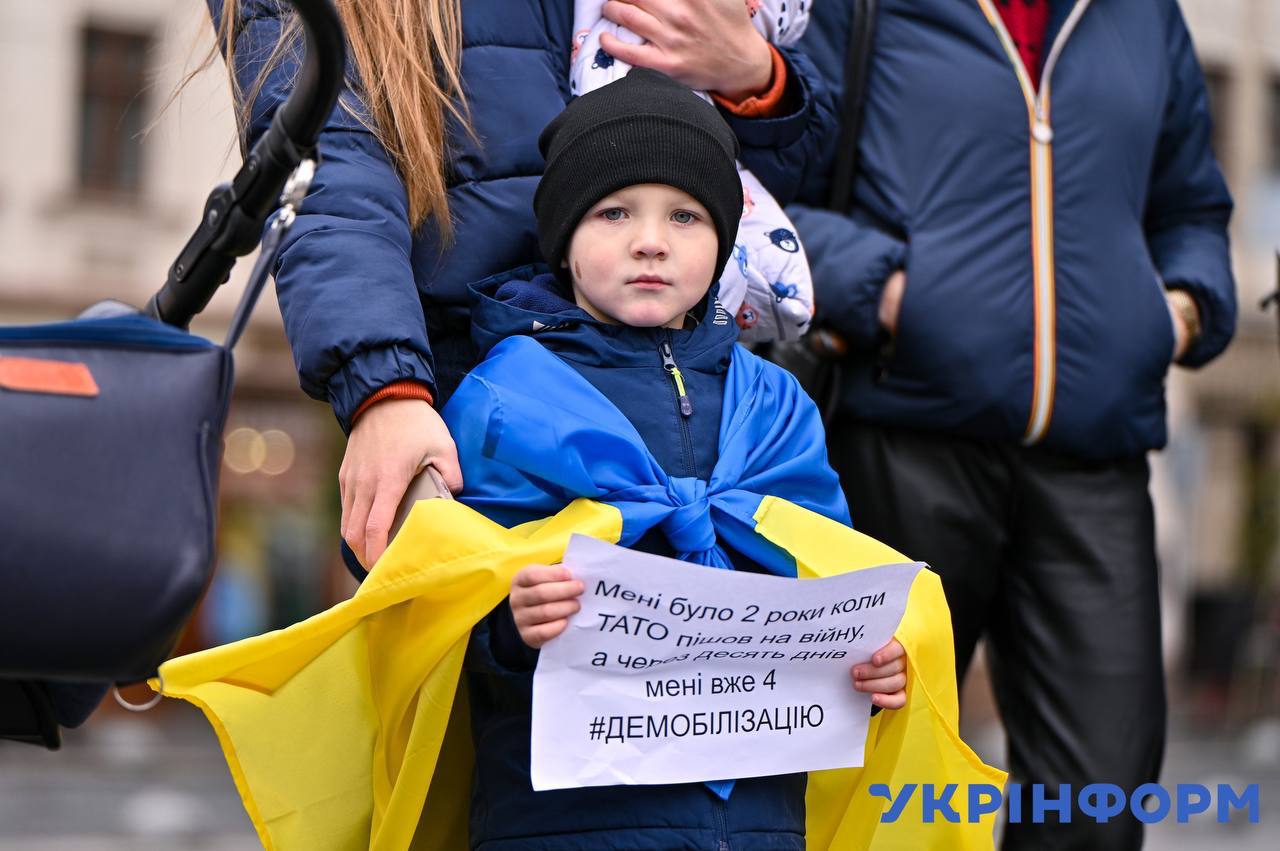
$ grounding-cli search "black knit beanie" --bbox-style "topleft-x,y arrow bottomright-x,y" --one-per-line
534,68 -> 743,283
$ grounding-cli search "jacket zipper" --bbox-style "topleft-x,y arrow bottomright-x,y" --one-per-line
713,793 -> 731,851
659,335 -> 696,477
974,0 -> 1093,445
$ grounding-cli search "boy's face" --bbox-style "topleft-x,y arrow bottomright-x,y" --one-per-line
564,184 -> 718,330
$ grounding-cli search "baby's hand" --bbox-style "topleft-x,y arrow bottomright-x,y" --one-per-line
850,638 -> 907,710
510,564 -> 586,649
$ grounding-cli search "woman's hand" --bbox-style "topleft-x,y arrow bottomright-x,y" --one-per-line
339,398 -> 462,569
1165,289 -> 1200,362
600,0 -> 772,100
851,638 -> 907,709
878,270 -> 906,336
510,564 -> 586,649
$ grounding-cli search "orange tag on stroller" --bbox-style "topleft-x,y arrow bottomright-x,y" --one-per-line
0,356 -> 99,397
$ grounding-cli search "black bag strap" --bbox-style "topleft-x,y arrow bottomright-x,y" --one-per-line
0,680 -> 61,749
224,159 -> 316,350
826,0 -> 879,213
222,209 -> 291,351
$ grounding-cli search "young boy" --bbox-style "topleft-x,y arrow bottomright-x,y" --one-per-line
442,69 -> 906,851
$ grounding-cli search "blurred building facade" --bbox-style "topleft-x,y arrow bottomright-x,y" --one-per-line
1159,1 -> 1279,696
1176,0 -> 1279,578
0,0 -> 1276,667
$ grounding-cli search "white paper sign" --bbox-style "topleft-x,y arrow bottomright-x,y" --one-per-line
530,535 -> 923,791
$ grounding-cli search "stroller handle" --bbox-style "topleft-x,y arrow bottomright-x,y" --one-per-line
146,0 -> 346,329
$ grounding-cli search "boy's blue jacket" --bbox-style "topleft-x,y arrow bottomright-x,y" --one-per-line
789,0 -> 1235,460
440,267 -> 850,850
206,0 -> 836,428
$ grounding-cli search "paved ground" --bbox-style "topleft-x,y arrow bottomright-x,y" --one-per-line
1,701 -> 1275,849
0,704 -> 257,850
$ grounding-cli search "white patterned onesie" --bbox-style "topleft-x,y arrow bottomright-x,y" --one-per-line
569,0 -> 815,343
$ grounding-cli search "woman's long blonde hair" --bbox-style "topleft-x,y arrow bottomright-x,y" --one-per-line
200,0 -> 469,237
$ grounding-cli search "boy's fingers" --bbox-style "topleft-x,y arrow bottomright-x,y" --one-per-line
871,639 -> 905,667
853,673 -> 907,695
871,692 -> 906,710
523,618 -> 570,649
512,579 -> 585,608
854,657 -> 905,679
513,564 -> 574,586
513,599 -> 581,628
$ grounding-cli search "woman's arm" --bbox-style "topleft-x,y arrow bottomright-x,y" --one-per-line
1144,1 -> 1236,368
209,0 -> 438,427
786,203 -> 908,350
207,1 -> 460,568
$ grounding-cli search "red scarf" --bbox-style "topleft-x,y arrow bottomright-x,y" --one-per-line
996,0 -> 1050,88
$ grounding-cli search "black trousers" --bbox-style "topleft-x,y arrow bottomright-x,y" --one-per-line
827,417 -> 1167,850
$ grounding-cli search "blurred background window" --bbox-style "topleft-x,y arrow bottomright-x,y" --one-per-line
1201,64 -> 1231,170
77,25 -> 151,196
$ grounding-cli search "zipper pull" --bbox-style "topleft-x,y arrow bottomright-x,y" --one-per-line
660,341 -> 693,417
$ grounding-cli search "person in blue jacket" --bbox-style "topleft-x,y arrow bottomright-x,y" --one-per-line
788,1 -> 1236,848
203,0 -> 837,574
441,69 -> 908,850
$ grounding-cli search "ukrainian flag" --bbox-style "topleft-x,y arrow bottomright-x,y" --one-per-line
157,495 -> 1004,850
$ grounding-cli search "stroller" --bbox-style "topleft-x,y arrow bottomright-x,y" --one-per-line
0,0 -> 345,748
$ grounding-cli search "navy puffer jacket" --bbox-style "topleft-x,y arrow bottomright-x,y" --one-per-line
790,0 -> 1236,460
207,0 -> 837,429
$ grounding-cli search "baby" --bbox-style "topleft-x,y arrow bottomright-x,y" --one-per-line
569,0 -> 817,342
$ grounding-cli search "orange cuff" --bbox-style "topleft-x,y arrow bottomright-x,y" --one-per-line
711,45 -> 789,119
351,379 -> 434,423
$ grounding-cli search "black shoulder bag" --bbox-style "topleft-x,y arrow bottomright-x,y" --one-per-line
765,0 -> 879,422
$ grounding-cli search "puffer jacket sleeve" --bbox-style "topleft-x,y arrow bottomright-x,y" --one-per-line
786,204 -> 906,349
721,46 -> 839,207
208,0 -> 435,432
471,601 -> 540,675
1145,1 -> 1237,368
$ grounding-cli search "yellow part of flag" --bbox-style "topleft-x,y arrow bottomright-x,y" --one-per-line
157,495 -> 1005,850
